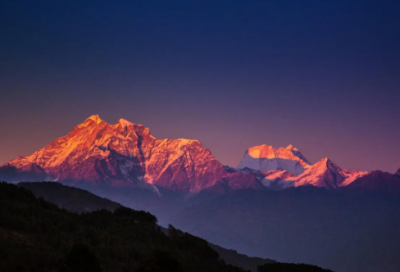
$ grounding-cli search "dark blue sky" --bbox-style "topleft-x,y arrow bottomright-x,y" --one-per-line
0,0 -> 399,172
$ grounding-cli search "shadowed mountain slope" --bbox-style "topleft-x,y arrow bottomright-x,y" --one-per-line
18,182 -> 122,213
12,181 -> 275,272
0,182 -> 249,272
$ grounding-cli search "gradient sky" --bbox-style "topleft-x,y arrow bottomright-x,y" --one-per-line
0,1 -> 399,173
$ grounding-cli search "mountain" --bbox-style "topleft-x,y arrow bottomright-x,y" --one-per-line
396,168 -> 400,177
343,170 -> 400,194
239,156 -> 369,190
294,158 -> 368,189
0,115 -> 263,192
237,144 -> 311,175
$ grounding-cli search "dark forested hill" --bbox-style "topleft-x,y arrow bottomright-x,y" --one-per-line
257,263 -> 334,272
19,182 -> 122,213
208,244 -> 275,272
0,182 -> 332,272
0,182 -> 245,272
15,182 -> 275,272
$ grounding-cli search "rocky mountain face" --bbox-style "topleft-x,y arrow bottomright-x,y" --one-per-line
0,115 -> 262,192
237,144 -> 311,175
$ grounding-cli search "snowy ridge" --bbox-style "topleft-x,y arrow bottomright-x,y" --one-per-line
238,144 -> 311,175
237,145 -> 369,190
294,158 -> 369,189
260,170 -> 296,190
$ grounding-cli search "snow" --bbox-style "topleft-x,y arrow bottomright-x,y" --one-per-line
238,152 -> 263,171
261,177 -> 294,189
119,160 -> 136,183
177,138 -> 199,145
248,148 -> 261,158
294,157 -> 369,188
88,114 -> 102,124
260,170 -> 296,189
241,154 -> 370,190
286,144 -> 297,150
238,144 -> 311,175
116,118 -> 134,127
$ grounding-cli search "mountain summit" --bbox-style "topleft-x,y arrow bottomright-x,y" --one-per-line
237,144 -> 311,175
294,157 -> 368,189
0,115 -> 262,192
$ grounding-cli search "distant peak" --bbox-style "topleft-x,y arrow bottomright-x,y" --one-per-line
76,115 -> 104,128
395,168 -> 400,176
239,143 -> 311,175
320,157 -> 331,163
315,157 -> 338,169
248,144 -> 300,152
116,118 -> 134,127
86,114 -> 102,124
177,138 -> 200,145
248,144 -> 270,151
286,144 -> 298,151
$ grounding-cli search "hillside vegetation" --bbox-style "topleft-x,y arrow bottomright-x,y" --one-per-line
0,182 -> 332,272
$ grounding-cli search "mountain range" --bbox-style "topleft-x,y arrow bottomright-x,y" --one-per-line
2,115 -> 400,272
0,115 -> 262,192
1,115 -> 397,193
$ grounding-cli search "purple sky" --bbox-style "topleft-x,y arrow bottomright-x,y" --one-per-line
0,1 -> 399,173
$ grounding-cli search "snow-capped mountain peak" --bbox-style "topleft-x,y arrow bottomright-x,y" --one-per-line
237,144 -> 311,175
87,114 -> 103,124
76,114 -> 104,128
115,118 -> 134,127
294,157 -> 368,189
285,144 -> 298,151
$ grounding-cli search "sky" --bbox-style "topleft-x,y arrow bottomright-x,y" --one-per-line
0,0 -> 399,173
